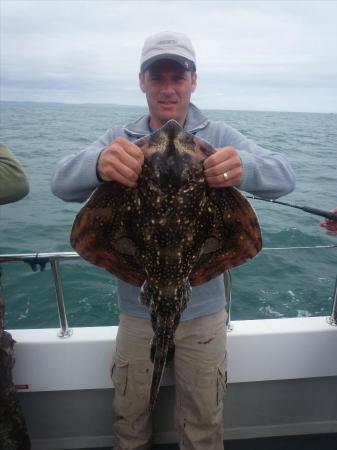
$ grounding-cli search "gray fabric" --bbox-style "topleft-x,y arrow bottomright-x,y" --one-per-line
0,144 -> 29,205
51,103 -> 295,202
51,103 -> 295,321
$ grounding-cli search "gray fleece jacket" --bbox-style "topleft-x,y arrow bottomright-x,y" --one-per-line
52,103 -> 295,321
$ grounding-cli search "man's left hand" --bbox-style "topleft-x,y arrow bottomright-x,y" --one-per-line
203,146 -> 243,188
320,207 -> 337,236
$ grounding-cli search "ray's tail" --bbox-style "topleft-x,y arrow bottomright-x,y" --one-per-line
149,326 -> 175,413
147,297 -> 184,413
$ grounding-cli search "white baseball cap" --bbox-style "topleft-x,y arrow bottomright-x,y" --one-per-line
140,31 -> 196,73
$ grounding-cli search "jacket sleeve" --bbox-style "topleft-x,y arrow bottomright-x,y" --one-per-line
51,129 -> 116,202
0,144 -> 30,205
217,124 -> 295,199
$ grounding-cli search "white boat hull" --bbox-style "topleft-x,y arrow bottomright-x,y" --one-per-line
10,316 -> 337,449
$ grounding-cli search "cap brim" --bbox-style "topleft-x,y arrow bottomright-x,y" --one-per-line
140,54 -> 196,73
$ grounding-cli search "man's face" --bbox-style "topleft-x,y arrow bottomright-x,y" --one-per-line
139,60 -> 197,129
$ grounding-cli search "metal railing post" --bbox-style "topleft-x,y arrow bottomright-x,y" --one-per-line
50,259 -> 73,338
224,270 -> 233,331
327,275 -> 337,326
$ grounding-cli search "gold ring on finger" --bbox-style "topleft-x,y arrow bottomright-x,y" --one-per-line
223,172 -> 229,180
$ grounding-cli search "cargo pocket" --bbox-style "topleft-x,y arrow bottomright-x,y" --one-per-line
111,357 -> 129,397
133,360 -> 152,400
216,357 -> 227,406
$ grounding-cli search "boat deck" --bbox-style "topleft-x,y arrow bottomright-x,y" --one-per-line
76,433 -> 337,450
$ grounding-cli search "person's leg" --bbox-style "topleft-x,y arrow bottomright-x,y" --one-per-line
174,309 -> 227,450
111,314 -> 154,450
0,267 -> 31,450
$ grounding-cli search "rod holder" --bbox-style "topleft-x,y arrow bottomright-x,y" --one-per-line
327,275 -> 337,327
224,270 -> 233,332
50,259 -> 73,338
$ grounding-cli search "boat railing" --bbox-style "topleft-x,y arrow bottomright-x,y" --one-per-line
0,252 -> 78,338
0,245 -> 336,338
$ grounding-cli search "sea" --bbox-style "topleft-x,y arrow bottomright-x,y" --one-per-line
0,101 -> 336,330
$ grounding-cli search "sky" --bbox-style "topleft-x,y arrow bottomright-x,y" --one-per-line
1,0 -> 337,113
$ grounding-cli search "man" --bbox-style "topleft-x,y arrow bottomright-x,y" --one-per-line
52,31 -> 295,450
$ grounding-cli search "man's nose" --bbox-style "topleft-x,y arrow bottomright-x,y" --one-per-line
161,81 -> 176,95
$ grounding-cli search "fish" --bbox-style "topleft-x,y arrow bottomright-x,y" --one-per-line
70,119 -> 262,411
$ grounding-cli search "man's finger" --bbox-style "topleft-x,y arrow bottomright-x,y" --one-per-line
115,138 -> 144,163
116,148 -> 144,175
112,157 -> 140,182
204,158 -> 241,178
103,163 -> 138,188
97,139 -> 144,182
203,146 -> 236,170
205,166 -> 242,188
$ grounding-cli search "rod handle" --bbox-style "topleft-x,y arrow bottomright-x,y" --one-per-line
301,206 -> 337,221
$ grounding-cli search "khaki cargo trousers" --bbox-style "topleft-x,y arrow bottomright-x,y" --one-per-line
111,308 -> 228,450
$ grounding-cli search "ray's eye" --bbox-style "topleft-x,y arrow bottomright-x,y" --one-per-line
149,153 -> 164,168
184,134 -> 194,144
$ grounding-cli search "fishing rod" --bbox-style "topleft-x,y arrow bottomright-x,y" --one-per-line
246,195 -> 337,222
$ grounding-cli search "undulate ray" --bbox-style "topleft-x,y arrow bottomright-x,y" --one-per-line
70,120 -> 262,411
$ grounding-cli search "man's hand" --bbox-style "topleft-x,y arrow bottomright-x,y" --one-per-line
97,138 -> 144,188
320,207 -> 337,236
203,146 -> 243,188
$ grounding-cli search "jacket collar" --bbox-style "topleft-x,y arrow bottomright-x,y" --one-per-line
124,103 -> 209,138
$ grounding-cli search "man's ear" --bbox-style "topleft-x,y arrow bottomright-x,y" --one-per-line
139,72 -> 146,93
191,72 -> 197,93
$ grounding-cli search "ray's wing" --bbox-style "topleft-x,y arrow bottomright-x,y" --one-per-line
70,182 -> 146,286
189,187 -> 262,285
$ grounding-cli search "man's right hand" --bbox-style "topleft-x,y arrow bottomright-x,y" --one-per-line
97,138 -> 144,188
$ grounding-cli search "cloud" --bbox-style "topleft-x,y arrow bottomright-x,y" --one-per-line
1,0 -> 337,112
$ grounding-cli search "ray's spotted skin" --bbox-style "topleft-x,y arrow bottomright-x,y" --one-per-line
70,120 -> 262,411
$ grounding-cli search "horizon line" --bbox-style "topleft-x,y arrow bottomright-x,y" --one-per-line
0,99 -> 336,116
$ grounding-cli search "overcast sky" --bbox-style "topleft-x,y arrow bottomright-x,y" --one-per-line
1,0 -> 337,113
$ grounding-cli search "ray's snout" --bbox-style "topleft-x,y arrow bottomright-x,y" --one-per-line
150,142 -> 194,188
